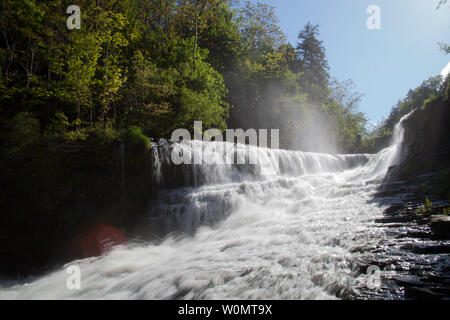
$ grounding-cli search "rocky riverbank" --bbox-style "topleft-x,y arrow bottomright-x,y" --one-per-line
368,178 -> 450,299
365,96 -> 450,299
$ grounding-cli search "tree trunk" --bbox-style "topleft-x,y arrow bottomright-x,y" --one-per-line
193,3 -> 198,72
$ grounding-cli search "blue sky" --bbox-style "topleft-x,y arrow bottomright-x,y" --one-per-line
245,0 -> 450,123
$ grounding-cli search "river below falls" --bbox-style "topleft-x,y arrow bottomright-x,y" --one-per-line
1,115 -> 449,299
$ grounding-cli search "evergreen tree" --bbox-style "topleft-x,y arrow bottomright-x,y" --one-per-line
296,23 -> 330,102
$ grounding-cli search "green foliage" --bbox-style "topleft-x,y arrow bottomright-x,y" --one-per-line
438,42 -> 450,54
426,197 -> 433,211
65,129 -> 88,142
414,197 -> 433,215
364,74 -> 448,150
87,122 -> 120,145
44,112 -> 70,140
6,112 -> 41,152
123,125 -> 150,152
414,197 -> 450,216
397,77 -> 440,117
0,0 -> 368,153
239,1 -> 286,59
296,23 -> 330,101
421,93 -> 436,110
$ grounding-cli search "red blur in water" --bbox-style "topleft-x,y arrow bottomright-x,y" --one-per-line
78,224 -> 126,258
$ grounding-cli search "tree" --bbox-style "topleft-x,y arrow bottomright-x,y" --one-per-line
439,42 -> 450,55
296,23 -> 330,101
181,0 -> 226,71
198,1 -> 243,73
0,0 -> 369,153
238,1 -> 286,61
95,2 -> 129,123
64,31 -> 101,129
436,0 -> 449,55
437,0 -> 448,9
376,75 -> 444,133
330,78 -> 365,112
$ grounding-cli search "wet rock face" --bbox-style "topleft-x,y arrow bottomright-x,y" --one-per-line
385,97 -> 450,189
371,134 -> 392,153
402,97 -> 450,155
369,183 -> 450,300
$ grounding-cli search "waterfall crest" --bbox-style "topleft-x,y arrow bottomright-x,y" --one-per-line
151,140 -> 373,190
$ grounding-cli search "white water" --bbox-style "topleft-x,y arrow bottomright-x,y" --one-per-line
0,117 -> 408,300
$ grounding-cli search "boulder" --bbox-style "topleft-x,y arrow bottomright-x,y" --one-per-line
430,215 -> 450,235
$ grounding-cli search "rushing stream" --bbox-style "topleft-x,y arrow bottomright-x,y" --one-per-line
2,114 -> 441,300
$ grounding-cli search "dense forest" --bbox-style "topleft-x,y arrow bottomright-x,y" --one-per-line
0,0 -> 447,202
1,0 -> 447,155
0,0 -> 376,154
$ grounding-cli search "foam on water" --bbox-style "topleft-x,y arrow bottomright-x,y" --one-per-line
0,116 -> 411,300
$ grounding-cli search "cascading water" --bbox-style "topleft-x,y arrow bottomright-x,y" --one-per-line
0,115 -> 413,300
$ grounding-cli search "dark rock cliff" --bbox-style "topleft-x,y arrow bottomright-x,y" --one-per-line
0,139 -> 156,278
384,96 -> 450,199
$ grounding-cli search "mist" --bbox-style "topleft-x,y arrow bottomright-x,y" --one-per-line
228,79 -> 341,154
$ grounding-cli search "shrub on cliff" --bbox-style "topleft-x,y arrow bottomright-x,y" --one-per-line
4,112 -> 41,153
123,126 -> 150,152
86,122 -> 120,145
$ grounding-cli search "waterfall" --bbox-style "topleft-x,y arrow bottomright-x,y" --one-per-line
0,115 -> 412,300
350,113 -> 409,181
150,139 -> 372,190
